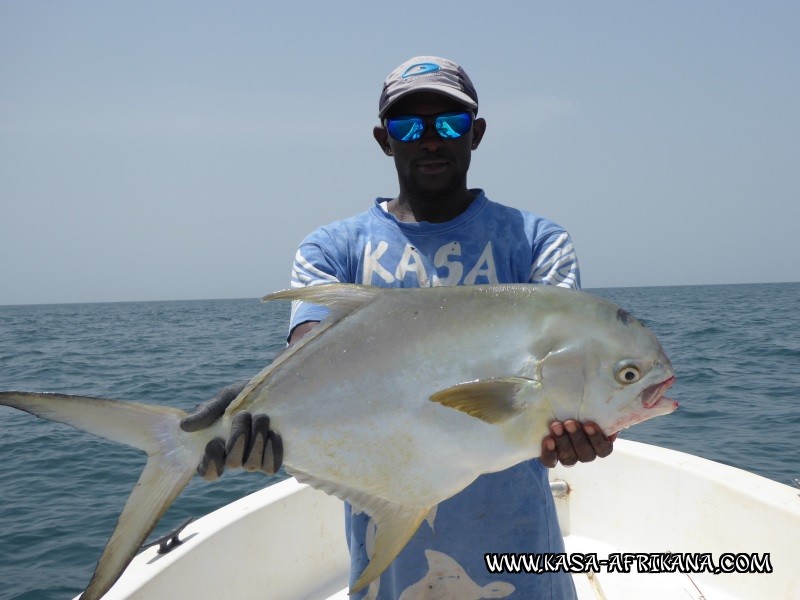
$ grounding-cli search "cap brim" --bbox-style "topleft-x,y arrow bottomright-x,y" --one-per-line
379,84 -> 478,118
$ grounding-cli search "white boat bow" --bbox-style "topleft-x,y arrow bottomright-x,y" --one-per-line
92,440 -> 800,600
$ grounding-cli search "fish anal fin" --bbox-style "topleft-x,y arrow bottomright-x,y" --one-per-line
429,377 -> 542,424
351,503 -> 429,593
287,468 -> 430,593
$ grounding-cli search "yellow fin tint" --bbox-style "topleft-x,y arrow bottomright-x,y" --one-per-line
261,283 -> 383,321
286,469 -> 430,593
429,377 -> 542,424
351,503 -> 430,593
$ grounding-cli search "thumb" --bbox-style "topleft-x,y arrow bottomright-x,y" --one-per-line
180,402 -> 226,432
180,380 -> 249,432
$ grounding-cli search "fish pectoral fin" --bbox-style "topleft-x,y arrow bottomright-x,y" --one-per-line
351,503 -> 430,594
429,377 -> 543,424
261,283 -> 383,323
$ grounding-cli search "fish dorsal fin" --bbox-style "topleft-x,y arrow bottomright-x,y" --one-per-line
261,283 -> 383,324
429,377 -> 543,424
228,284 -> 385,414
287,468 -> 429,593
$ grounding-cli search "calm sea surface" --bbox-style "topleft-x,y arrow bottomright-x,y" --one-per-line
1,283 -> 798,599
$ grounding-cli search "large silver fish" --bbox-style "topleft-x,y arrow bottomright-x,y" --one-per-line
0,284 -> 677,599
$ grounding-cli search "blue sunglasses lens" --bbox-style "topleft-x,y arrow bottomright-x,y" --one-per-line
386,112 -> 472,142
386,117 -> 425,142
436,112 -> 473,139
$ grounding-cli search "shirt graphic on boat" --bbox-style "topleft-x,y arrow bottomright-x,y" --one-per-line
288,191 -> 580,599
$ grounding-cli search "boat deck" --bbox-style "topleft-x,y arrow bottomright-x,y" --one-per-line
311,534 -> 737,600
97,440 -> 798,600
565,535 -> 735,600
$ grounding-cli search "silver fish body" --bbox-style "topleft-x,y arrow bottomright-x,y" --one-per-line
0,283 -> 677,598
240,284 -> 674,509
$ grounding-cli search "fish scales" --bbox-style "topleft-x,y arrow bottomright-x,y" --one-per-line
262,287 -> 540,498
0,283 -> 677,598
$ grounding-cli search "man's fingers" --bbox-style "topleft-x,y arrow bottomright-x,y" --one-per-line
546,421 -> 617,468
540,436 -> 558,468
243,415 -> 270,472
584,421 -> 614,459
265,431 -> 283,475
198,438 -> 226,481
563,420 -> 597,463
244,415 -> 284,475
225,412 -> 252,468
550,422 -> 578,467
192,406 -> 283,478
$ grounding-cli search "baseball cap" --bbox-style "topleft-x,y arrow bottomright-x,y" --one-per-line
378,56 -> 479,118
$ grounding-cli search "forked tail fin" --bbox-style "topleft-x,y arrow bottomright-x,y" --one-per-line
0,392 -> 206,600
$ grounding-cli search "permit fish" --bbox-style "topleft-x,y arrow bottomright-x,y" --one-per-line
0,283 -> 677,599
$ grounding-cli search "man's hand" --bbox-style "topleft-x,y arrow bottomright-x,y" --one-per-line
540,420 -> 616,468
180,381 -> 283,481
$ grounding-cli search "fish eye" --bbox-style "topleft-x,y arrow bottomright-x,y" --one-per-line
615,364 -> 642,384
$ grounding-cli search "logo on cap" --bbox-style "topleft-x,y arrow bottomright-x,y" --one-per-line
402,63 -> 440,78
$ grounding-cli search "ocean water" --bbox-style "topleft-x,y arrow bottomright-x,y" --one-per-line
0,283 -> 798,599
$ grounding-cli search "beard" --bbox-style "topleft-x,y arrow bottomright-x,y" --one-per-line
397,155 -> 471,203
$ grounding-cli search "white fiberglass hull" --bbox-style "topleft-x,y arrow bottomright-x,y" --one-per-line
90,440 -> 799,600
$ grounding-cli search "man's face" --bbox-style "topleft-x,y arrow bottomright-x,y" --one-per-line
375,92 -> 486,202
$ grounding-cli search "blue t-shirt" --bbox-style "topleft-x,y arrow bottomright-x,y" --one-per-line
289,191 -> 580,599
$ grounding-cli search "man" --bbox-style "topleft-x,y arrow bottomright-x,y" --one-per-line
182,56 -> 615,599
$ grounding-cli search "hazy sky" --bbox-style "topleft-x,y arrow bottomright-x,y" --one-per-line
1,1 -> 798,305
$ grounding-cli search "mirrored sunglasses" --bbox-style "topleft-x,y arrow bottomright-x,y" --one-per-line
385,111 -> 473,142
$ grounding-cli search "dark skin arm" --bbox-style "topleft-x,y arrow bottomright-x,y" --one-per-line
290,321 -> 616,468
288,320 -> 318,346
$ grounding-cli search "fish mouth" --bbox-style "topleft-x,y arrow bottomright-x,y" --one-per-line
639,376 -> 676,409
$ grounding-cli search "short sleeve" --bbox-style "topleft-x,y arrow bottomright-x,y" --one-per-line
529,231 -> 581,290
288,241 -> 343,335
